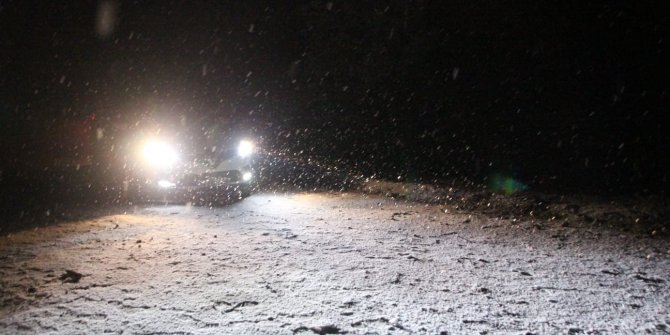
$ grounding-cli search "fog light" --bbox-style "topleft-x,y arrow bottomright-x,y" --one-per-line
158,180 -> 176,188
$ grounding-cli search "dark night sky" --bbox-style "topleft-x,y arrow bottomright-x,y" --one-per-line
1,1 -> 669,194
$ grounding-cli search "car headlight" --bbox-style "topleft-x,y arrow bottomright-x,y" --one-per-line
142,140 -> 178,168
237,140 -> 254,158
242,171 -> 252,182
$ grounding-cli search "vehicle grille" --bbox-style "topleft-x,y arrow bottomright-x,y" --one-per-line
179,170 -> 241,187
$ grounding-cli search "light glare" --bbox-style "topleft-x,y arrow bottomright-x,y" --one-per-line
238,140 -> 254,157
143,140 -> 178,168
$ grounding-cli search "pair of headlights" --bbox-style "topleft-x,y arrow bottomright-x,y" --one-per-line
142,139 -> 254,168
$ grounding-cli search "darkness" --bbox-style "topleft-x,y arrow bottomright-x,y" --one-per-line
1,0 -> 669,198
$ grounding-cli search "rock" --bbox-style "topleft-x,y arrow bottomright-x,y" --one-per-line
309,325 -> 342,334
59,270 -> 83,283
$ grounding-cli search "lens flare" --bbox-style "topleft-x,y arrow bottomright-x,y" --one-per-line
488,173 -> 528,195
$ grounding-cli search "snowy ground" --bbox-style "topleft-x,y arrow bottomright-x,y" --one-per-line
0,190 -> 668,334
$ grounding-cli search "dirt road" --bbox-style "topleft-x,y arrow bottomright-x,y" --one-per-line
1,192 -> 668,334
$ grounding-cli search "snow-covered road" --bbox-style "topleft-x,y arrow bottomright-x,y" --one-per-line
1,192 -> 668,334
